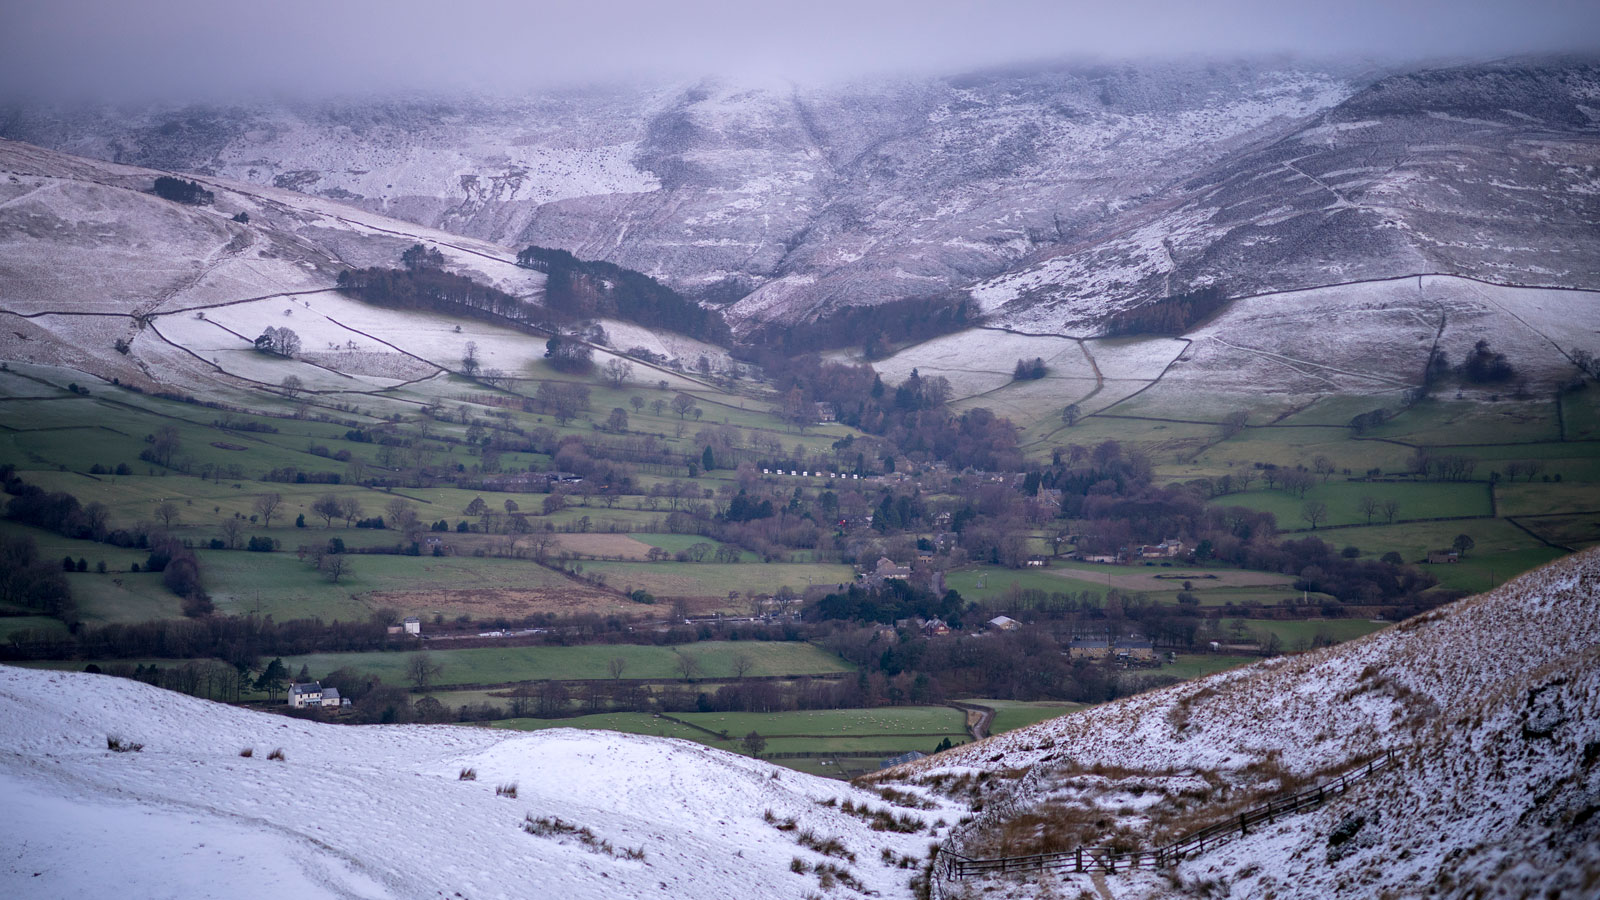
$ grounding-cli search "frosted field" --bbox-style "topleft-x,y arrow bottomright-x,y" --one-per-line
600,318 -> 733,372
952,375 -> 1100,425
872,330 -> 1093,398
1082,336 -> 1188,380
0,178 -> 231,314
0,667 -> 954,900
1098,276 -> 1600,420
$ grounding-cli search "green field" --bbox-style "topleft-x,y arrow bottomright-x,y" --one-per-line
1158,654 -> 1258,680
1323,518 -> 1565,593
490,705 -> 966,776
0,615 -> 71,640
579,561 -> 856,597
280,641 -> 853,688
1215,480 -> 1493,530
674,706 -> 966,738
1237,618 -> 1388,649
944,567 -> 1107,603
967,700 -> 1087,735
1494,481 -> 1600,517
1365,398 -> 1562,446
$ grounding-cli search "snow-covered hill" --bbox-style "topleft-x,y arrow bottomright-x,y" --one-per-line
0,665 -> 952,900
874,546 -> 1600,899
8,56 -> 1597,335
0,139 -> 727,401
1,59 -> 1365,329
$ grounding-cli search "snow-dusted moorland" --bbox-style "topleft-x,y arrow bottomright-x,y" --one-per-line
875,547 -> 1600,899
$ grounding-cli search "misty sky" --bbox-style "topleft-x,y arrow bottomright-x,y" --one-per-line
4,0 -> 1598,101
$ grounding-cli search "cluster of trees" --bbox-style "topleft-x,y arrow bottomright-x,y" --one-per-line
254,326 -> 302,358
544,335 -> 595,374
806,579 -> 966,626
151,176 -> 213,205
1103,286 -> 1227,336
530,380 -> 593,423
1347,407 -> 1392,434
516,245 -> 729,344
1456,339 -> 1517,384
1012,357 -> 1048,380
770,359 -> 1020,470
336,266 -> 526,322
740,293 -> 977,357
1410,449 -> 1479,482
0,535 -> 75,626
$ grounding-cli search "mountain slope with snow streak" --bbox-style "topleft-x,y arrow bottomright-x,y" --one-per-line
0,665 -> 952,900
874,547 -> 1600,899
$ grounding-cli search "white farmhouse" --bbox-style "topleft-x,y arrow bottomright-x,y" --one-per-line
287,682 -> 343,708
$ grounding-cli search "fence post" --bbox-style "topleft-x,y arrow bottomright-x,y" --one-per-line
1076,848 -> 1083,873
1239,812 -> 1248,836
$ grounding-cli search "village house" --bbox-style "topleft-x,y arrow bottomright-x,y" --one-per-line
1138,539 -> 1186,559
403,616 -> 421,635
1026,556 -> 1048,568
921,618 -> 951,637
1426,549 -> 1461,564
1114,638 -> 1156,661
814,402 -> 836,422
987,615 -> 1021,632
1067,638 -> 1110,659
287,682 -> 343,709
860,556 -> 912,586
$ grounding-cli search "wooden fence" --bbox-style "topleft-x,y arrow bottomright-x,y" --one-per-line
938,750 -> 1395,881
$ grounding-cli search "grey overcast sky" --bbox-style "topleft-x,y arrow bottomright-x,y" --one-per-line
4,0 -> 1598,101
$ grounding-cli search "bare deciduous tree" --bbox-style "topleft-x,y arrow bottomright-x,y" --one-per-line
155,500 -> 181,528
253,492 -> 283,528
407,653 -> 442,691
311,494 -> 343,528
219,516 -> 244,549
1382,499 -> 1401,524
1358,495 -> 1381,526
674,650 -> 701,681
320,554 -> 352,583
1301,500 -> 1329,530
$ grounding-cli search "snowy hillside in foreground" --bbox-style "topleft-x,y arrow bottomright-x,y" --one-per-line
0,666 -> 952,900
876,547 -> 1600,899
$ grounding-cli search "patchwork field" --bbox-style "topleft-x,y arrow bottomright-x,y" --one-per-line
279,641 -> 854,688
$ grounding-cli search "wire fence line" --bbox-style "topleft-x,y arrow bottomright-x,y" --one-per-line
934,749 -> 1396,882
